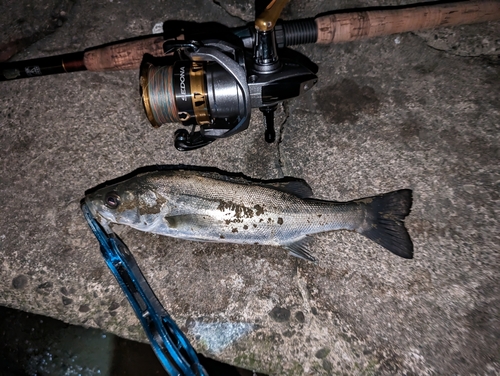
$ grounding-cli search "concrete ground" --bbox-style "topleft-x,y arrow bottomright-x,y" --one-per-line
1,1 -> 499,375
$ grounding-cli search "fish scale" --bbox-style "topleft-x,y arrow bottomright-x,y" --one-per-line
85,168 -> 414,261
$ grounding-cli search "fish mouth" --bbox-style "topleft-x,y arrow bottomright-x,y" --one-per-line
84,194 -> 99,218
83,193 -> 116,225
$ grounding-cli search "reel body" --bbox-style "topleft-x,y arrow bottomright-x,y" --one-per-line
140,24 -> 317,151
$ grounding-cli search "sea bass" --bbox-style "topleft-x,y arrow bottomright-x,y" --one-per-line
85,168 -> 413,261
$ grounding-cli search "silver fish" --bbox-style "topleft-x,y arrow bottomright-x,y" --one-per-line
85,168 -> 413,261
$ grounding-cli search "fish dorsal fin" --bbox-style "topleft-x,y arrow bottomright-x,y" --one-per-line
259,180 -> 313,198
188,170 -> 313,198
282,237 -> 317,262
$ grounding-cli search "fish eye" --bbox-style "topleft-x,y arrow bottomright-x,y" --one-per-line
104,191 -> 121,209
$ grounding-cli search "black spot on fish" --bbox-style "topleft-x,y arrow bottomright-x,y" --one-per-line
232,228 -> 238,233
267,218 -> 272,223
277,217 -> 283,225
259,218 -> 264,222
317,214 -> 322,218
254,204 -> 264,216
217,201 -> 226,211
225,219 -> 231,225
243,225 -> 248,230
217,200 -> 254,218
220,235 -> 225,239
253,224 -> 257,228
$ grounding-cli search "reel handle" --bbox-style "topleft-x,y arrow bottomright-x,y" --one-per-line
255,0 -> 290,32
174,129 -> 215,151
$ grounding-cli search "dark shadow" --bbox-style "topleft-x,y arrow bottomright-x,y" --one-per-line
109,336 -> 269,375
110,336 -> 167,375
0,305 -> 269,376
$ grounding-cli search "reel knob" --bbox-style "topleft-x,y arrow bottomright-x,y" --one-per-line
174,129 -> 214,151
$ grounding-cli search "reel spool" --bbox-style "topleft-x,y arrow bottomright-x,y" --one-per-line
140,40 -> 251,151
141,60 -> 245,130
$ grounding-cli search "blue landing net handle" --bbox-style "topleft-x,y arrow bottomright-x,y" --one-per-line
81,203 -> 208,376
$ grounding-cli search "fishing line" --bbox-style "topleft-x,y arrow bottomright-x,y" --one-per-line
142,65 -> 179,124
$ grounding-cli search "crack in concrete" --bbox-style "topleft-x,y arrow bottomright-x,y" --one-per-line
424,42 -> 500,58
276,102 -> 290,177
295,265 -> 312,313
413,33 -> 500,58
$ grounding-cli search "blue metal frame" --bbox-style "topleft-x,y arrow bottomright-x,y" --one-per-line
81,202 -> 208,376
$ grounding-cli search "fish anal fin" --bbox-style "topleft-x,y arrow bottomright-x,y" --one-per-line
282,237 -> 317,262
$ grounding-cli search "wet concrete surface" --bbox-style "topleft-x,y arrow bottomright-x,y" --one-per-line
1,0 -> 499,375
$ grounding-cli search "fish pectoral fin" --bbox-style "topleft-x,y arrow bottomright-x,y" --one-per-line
163,214 -> 212,229
282,237 -> 317,262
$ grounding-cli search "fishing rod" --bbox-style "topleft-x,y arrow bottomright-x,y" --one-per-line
2,0 -> 499,151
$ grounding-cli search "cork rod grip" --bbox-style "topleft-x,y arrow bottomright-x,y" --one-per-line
83,36 -> 175,71
315,0 -> 500,44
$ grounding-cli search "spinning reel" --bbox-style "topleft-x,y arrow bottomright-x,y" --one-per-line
139,0 -> 318,151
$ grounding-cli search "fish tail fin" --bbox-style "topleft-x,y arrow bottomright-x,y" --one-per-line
357,189 -> 414,259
